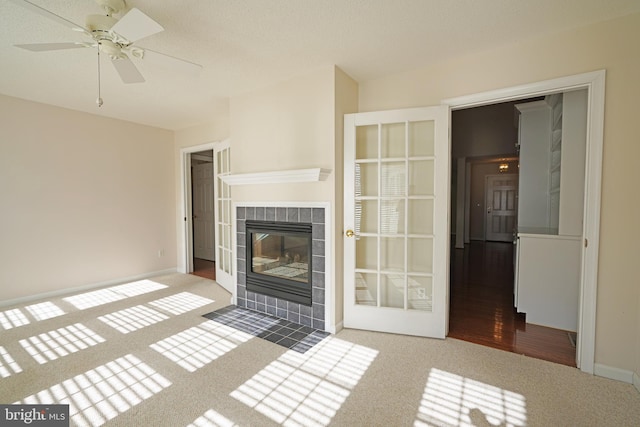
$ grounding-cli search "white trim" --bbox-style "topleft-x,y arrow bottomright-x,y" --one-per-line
442,70 -> 605,108
179,141 -> 223,275
0,268 -> 177,308
443,70 -> 605,375
633,372 -> 640,394
332,321 -> 344,335
222,168 -> 332,186
233,201 -> 334,333
594,363 -> 634,384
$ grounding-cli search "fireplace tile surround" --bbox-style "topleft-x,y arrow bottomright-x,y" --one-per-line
236,205 -> 326,331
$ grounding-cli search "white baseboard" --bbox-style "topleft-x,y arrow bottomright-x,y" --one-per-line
634,371 -> 640,394
0,268 -> 177,308
329,321 -> 344,335
594,363 -> 634,383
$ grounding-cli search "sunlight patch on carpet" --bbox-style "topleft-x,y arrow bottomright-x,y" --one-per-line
98,305 -> 169,334
188,408 -> 238,427
64,280 -> 167,310
150,320 -> 253,372
148,292 -> 215,315
414,368 -> 527,427
231,337 -> 378,427
25,301 -> 65,321
20,323 -> 105,365
0,346 -> 22,378
0,308 -> 30,330
16,354 -> 171,427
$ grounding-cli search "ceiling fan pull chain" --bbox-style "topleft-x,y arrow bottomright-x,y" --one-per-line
96,43 -> 104,107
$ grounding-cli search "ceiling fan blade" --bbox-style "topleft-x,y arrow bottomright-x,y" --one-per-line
140,48 -> 203,76
15,42 -> 90,52
111,55 -> 145,84
111,8 -> 164,43
7,0 -> 91,36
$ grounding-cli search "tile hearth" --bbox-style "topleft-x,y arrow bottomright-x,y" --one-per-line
203,306 -> 329,353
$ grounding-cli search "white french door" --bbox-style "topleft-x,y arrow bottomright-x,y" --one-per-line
214,141 -> 233,293
344,106 -> 450,338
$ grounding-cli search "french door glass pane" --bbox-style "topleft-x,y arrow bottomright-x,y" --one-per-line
356,237 -> 378,270
356,125 -> 378,159
381,162 -> 406,197
408,275 -> 433,311
357,199 -> 378,234
381,273 -> 405,309
409,160 -> 434,196
356,163 -> 378,197
355,272 -> 377,306
408,237 -> 433,273
382,123 -> 406,158
408,199 -> 433,235
409,120 -> 435,157
381,199 -> 404,234
380,237 -> 404,271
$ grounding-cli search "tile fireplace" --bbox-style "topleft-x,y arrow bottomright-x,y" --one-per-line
236,206 -> 326,330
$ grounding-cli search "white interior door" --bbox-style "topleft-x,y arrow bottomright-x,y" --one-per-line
344,106 -> 449,338
214,141 -> 233,293
485,174 -> 518,242
192,162 -> 215,261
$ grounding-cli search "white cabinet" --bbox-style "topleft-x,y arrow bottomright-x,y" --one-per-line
514,90 -> 588,331
515,232 -> 581,332
515,90 -> 587,236
558,90 -> 588,236
516,101 -> 553,231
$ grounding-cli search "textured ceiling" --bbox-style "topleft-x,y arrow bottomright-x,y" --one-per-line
1,0 -> 639,130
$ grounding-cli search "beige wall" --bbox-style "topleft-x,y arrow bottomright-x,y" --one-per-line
333,67 -> 359,327
228,66 -> 358,328
0,95 -> 176,302
229,66 -> 336,203
359,13 -> 640,372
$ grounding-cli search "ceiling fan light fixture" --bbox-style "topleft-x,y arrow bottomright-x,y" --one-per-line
98,39 -> 125,59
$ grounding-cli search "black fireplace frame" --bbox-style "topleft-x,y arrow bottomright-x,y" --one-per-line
245,220 -> 313,306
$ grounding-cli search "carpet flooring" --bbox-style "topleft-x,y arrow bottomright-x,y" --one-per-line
1,273 -> 639,426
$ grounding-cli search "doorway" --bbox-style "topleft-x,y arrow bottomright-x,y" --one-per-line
191,150 -> 216,280
179,140 -> 234,293
444,70 -> 605,373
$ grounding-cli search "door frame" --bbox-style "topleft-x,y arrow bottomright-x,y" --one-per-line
443,70 -> 605,374
178,141 -> 221,275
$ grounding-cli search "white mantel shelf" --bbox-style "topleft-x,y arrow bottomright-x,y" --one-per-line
221,168 -> 332,186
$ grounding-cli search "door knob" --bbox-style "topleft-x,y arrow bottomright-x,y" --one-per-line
345,229 -> 355,237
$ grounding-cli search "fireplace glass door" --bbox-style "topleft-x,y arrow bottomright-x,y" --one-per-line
246,221 -> 312,305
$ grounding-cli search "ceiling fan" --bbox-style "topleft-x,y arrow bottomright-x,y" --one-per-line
9,0 -> 202,106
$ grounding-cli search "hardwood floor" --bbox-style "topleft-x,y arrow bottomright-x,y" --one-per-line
448,241 -> 577,367
192,258 -> 216,281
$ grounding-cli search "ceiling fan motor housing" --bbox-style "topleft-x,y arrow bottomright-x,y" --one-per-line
96,0 -> 126,15
86,15 -> 127,59
86,14 -> 117,33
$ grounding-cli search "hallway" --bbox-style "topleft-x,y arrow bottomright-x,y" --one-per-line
448,241 -> 577,367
